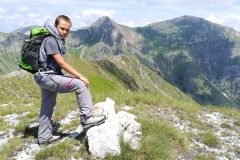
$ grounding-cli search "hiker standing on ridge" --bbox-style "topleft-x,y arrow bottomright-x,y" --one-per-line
34,15 -> 105,145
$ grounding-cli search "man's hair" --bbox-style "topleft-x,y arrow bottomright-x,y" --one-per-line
55,15 -> 72,27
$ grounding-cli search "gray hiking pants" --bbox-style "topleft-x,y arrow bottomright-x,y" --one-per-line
34,72 -> 93,143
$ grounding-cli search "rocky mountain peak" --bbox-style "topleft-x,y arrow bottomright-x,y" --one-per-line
90,16 -> 116,30
94,16 -> 113,24
173,15 -> 206,24
11,26 -> 38,35
69,16 -> 144,59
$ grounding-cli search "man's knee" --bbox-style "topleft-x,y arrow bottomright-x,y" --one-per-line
74,79 -> 86,92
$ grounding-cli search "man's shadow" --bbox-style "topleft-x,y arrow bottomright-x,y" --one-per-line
22,125 -> 87,144
22,125 -> 38,138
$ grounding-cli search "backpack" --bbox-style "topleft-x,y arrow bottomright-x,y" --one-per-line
19,27 -> 50,73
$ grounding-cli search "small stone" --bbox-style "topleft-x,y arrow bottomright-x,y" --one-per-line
122,105 -> 134,111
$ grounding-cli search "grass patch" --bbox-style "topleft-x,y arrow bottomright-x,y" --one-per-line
0,117 -> 9,131
202,132 -> 220,147
14,119 -> 29,135
60,119 -> 79,131
236,146 -> 240,155
53,93 -> 78,121
35,140 -> 74,160
193,153 -> 216,160
189,118 -> 208,131
140,119 -> 178,159
207,105 -> 240,121
106,118 -> 185,160
220,122 -> 232,129
105,141 -> 144,160
35,139 -> 90,160
234,117 -> 240,126
0,137 -> 24,159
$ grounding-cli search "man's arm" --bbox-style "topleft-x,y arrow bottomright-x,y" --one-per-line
51,53 -> 89,86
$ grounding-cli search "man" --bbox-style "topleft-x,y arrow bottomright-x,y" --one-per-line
34,15 -> 105,145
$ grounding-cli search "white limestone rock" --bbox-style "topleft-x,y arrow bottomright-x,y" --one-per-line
117,110 -> 142,150
86,97 -> 122,159
86,98 -> 142,159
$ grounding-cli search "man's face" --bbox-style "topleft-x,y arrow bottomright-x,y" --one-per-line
56,19 -> 71,39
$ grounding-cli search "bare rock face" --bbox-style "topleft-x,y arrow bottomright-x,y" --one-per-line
86,97 -> 142,159
117,111 -> 142,150
86,97 -> 122,159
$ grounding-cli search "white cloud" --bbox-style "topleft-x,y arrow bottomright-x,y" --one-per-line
206,14 -> 225,24
0,8 -> 6,14
17,7 -> 30,12
1,0 -> 240,33
206,14 -> 240,31
145,0 -> 234,5
121,21 -> 137,27
69,9 -> 115,30
27,13 -> 40,18
121,20 -> 152,27
0,8 -> 53,32
82,9 -> 114,17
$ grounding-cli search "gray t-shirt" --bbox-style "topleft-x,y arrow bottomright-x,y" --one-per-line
44,36 -> 63,75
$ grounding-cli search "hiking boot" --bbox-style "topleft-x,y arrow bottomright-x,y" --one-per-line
82,115 -> 106,129
51,120 -> 61,134
69,125 -> 84,139
38,135 -> 61,147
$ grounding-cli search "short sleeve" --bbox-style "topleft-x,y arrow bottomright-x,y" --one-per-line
44,37 -> 61,55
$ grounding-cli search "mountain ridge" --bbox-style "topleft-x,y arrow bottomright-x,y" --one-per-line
1,15 -> 240,107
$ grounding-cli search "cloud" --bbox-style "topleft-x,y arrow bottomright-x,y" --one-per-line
207,14 -> 225,24
0,8 -> 55,32
0,8 -> 6,14
121,21 -> 137,27
121,20 -> 152,27
1,0 -> 240,33
69,9 -> 115,30
143,0 -> 234,5
112,0 -> 234,8
82,9 -> 114,17
206,14 -> 240,31
17,6 -> 30,12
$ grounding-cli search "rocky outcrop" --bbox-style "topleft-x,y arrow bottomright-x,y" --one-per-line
118,111 -> 142,149
1,98 -> 240,159
86,98 -> 122,159
86,97 -> 142,159
0,98 -> 141,160
153,107 -> 240,159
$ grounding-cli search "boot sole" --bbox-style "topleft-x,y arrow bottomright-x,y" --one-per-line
83,119 -> 105,129
38,136 -> 62,147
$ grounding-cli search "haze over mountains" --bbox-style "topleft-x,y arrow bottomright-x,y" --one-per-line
1,15 -> 240,107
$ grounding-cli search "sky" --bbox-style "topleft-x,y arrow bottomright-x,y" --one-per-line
1,0 -> 240,33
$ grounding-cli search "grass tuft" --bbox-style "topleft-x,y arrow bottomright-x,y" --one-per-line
202,132 -> 220,147
193,153 -> 216,160
35,139 -> 91,160
0,137 -> 24,159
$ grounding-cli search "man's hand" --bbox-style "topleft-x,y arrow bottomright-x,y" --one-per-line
78,75 -> 89,87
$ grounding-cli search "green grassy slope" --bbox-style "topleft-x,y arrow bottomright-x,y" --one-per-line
1,53 -> 239,159
0,53 -> 194,159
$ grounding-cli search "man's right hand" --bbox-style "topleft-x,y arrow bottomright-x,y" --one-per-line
78,75 -> 89,87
